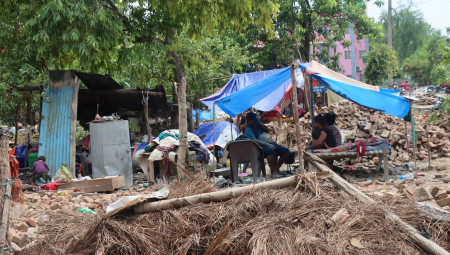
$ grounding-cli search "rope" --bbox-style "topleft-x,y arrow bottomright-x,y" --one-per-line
141,91 -> 149,105
0,179 -> 14,187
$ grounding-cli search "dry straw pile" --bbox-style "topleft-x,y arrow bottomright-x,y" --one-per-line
20,176 -> 449,255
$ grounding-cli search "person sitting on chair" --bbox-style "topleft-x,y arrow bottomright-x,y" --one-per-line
243,112 -> 290,177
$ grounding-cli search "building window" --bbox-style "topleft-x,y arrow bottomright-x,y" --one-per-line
347,75 -> 352,78
359,74 -> 365,82
344,51 -> 351,59
359,50 -> 366,59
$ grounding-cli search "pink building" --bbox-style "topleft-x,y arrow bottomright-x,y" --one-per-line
329,27 -> 369,82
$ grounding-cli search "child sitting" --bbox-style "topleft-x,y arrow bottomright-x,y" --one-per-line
32,156 -> 51,185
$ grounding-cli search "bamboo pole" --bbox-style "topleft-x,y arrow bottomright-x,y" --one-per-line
303,151 -> 450,255
0,136 -> 11,253
134,172 -> 331,214
143,92 -> 153,142
426,123 -> 431,171
212,103 -> 216,173
290,61 -> 305,173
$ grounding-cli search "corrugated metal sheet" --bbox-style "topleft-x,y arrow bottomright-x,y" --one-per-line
39,87 -> 74,176
73,71 -> 122,90
90,120 -> 133,187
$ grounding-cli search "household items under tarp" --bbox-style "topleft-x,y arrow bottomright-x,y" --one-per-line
15,145 -> 27,168
193,121 -> 239,148
137,130 -> 216,180
300,61 -> 410,118
90,120 -> 133,187
192,109 -> 217,121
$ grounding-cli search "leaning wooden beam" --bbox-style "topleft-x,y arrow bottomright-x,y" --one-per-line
0,136 -> 12,253
289,61 -> 305,174
134,176 -> 298,214
303,151 -> 450,255
134,172 -> 331,214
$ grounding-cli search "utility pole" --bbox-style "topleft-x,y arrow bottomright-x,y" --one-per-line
388,0 -> 393,47
387,0 -> 393,86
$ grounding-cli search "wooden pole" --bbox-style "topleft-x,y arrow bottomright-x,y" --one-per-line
38,88 -> 43,133
212,103 -> 216,172
143,92 -> 153,142
426,123 -> 431,171
290,61 -> 305,173
0,136 -> 11,253
195,112 -> 200,129
176,79 -> 188,180
303,151 -> 449,255
308,74 -> 315,127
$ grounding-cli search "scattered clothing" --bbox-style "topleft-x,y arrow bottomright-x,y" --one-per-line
158,130 -> 180,141
155,145 -> 176,178
188,141 -> 210,163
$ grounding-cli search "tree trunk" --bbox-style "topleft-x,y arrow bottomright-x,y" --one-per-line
167,50 -> 188,180
169,83 -> 179,129
26,91 -> 33,125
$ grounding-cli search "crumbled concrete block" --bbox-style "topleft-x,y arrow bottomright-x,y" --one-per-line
413,187 -> 432,202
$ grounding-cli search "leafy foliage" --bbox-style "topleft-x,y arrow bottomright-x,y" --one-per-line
249,0 -> 381,70
403,34 -> 448,85
378,5 -> 434,64
363,43 -> 398,85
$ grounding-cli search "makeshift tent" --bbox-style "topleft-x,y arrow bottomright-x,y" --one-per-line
300,61 -> 410,118
214,67 -> 301,117
193,121 -> 239,148
200,68 -> 285,110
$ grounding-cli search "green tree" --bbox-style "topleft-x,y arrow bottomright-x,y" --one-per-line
247,0 -> 381,70
379,5 -> 434,64
363,43 -> 398,85
403,34 -> 448,85
1,0 -> 279,169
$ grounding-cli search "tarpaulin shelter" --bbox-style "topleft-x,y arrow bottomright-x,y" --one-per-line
200,68 -> 286,110
300,61 -> 410,118
194,121 -> 239,148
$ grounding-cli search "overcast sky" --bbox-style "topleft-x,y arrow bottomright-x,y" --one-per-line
366,0 -> 450,35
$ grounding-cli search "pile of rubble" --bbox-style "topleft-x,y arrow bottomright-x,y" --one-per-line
414,95 -> 436,106
267,101 -> 450,168
7,187 -> 153,251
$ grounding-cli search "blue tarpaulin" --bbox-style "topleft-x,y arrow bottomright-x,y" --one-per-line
194,121 -> 239,148
200,68 -> 284,110
300,61 -> 410,118
215,67 -> 293,117
192,110 -> 217,121
314,74 -> 410,117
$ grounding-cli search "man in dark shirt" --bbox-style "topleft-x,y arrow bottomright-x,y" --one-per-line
243,112 -> 290,177
306,114 -> 337,150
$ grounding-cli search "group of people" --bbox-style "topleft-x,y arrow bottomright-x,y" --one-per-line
236,110 -> 341,177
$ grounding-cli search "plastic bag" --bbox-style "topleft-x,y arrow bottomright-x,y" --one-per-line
52,164 -> 75,183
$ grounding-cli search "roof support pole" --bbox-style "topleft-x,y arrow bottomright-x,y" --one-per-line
290,61 -> 305,173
